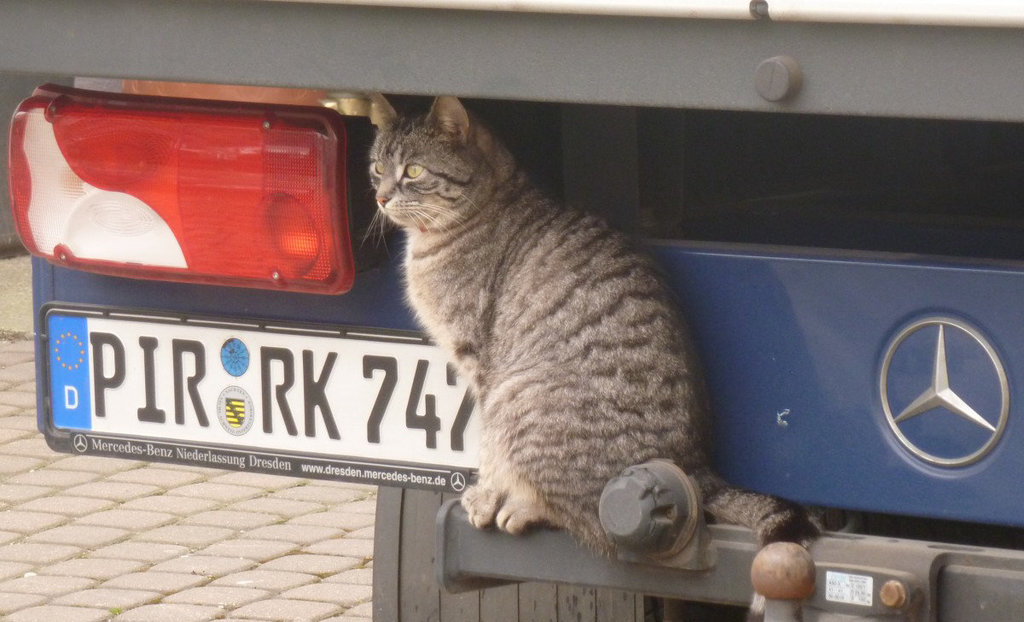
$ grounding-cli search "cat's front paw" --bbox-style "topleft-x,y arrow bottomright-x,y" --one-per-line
461,485 -> 502,529
496,499 -> 547,535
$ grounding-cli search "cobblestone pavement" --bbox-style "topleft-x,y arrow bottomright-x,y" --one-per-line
0,338 -> 376,622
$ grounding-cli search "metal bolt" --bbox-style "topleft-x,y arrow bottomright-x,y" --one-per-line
271,271 -> 281,281
880,580 -> 907,609
262,120 -> 272,130
749,0 -> 770,19
756,55 -> 803,102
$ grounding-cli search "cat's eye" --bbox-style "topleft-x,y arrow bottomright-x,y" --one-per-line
372,161 -> 384,175
405,164 -> 424,179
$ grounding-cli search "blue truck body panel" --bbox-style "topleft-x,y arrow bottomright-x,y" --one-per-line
35,239 -> 1024,528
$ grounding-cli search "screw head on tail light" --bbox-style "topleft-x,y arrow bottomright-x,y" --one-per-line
7,83 -> 362,294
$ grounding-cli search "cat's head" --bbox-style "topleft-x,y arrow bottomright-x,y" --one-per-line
368,96 -> 512,233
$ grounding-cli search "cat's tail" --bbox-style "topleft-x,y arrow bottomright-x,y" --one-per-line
691,467 -> 819,547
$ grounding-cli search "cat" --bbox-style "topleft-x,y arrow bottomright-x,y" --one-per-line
368,95 -> 819,556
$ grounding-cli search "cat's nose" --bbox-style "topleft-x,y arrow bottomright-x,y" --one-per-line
375,196 -> 390,208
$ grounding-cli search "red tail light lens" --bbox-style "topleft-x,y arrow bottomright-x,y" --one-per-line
7,84 -> 369,294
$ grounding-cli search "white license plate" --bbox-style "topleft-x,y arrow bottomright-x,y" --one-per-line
42,306 -> 479,492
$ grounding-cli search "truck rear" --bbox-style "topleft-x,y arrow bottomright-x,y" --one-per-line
4,1 -> 1024,619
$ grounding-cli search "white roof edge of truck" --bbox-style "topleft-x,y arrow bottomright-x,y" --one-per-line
268,0 -> 1024,28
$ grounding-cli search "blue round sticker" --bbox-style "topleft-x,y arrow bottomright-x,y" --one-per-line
220,338 -> 250,377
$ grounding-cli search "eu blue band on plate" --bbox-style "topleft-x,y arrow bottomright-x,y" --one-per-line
49,315 -> 93,430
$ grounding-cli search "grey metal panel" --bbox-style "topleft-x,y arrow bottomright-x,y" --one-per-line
399,488 -> 444,621
372,486 -> 403,622
0,0 -> 1022,121
519,583 -> 558,622
557,585 -> 597,621
938,565 -> 1024,622
439,492 -> 481,622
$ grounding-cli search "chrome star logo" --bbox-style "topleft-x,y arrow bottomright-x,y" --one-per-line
880,317 -> 1009,467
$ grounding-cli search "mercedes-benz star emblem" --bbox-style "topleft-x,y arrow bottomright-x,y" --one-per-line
450,472 -> 467,493
72,434 -> 88,453
880,317 -> 1009,467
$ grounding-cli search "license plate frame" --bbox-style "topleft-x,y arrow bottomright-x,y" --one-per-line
39,304 -> 478,493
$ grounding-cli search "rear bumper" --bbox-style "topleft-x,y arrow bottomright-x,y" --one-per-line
436,499 -> 1024,619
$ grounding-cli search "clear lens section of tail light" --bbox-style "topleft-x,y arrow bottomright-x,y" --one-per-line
7,84 -> 365,294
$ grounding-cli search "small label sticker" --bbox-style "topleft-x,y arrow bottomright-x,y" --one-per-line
825,571 -> 874,607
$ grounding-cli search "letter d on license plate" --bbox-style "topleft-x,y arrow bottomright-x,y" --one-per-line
42,306 -> 479,493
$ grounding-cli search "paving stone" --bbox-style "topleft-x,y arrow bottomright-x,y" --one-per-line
26,524 -> 129,547
0,483 -> 54,504
240,524 -> 343,545
0,427 -> 33,443
120,494 -> 220,515
2,437 -> 58,458
50,455 -> 146,473
0,344 -> 35,365
340,601 -> 374,618
90,541 -> 190,563
302,538 -> 374,559
171,482 -> 263,502
212,569 -> 317,591
311,481 -> 376,493
136,524 -> 236,548
6,605 -> 111,622
287,511 -> 375,531
53,587 -> 162,609
0,561 -> 34,582
0,510 -> 68,533
62,481 -> 162,502
338,499 -> 377,515
0,416 -> 39,431
0,391 -> 35,409
228,598 -> 342,621
163,585 -> 270,607
0,594 -> 55,617
324,568 -> 373,587
0,574 -> 96,596
260,554 -> 362,576
14,495 -> 116,516
343,526 -> 374,540
0,404 -> 25,418
181,509 -> 282,530
7,468 -> 101,488
115,603 -> 227,622
278,582 -> 372,608
198,539 -> 300,562
0,542 -> 82,564
209,471 -> 303,491
227,497 -> 323,518
74,509 -> 177,530
272,486 -> 364,505
0,362 -> 35,385
106,467 -> 206,488
0,455 -> 45,474
321,614 -> 371,622
102,571 -> 210,594
149,554 -> 257,577
39,558 -> 148,580
0,530 -> 22,545
152,462 -> 224,476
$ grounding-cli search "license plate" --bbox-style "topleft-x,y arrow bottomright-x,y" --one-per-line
41,305 -> 479,493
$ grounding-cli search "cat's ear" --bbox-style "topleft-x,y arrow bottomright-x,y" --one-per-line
428,96 -> 470,144
369,93 -> 398,129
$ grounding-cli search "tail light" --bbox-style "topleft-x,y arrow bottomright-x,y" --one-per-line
8,84 -> 375,294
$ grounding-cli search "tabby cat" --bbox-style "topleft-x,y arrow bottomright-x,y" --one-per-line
368,95 -> 818,556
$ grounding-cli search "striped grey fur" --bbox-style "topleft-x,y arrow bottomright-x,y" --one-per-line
368,96 -> 818,555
